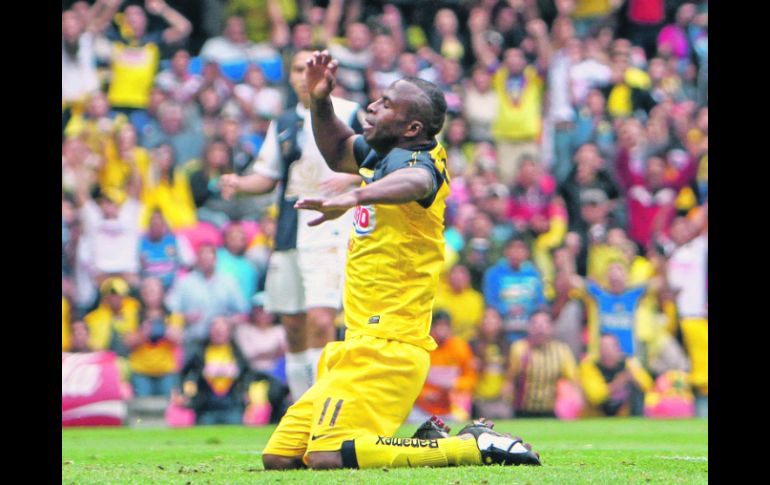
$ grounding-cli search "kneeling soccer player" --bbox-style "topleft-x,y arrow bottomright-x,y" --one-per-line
261,50 -> 541,470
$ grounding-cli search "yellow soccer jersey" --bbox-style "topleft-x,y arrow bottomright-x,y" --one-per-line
344,137 -> 450,351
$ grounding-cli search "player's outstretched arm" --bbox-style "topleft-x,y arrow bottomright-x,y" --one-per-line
295,168 -> 433,226
219,173 -> 278,200
306,50 -> 360,174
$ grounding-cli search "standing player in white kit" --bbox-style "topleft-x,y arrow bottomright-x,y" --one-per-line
221,48 -> 363,401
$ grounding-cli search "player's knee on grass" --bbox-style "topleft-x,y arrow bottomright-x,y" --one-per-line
306,451 -> 343,469
262,454 -> 305,470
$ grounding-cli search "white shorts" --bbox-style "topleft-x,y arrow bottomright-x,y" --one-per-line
264,246 -> 347,315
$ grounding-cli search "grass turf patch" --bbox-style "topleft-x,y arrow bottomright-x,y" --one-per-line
62,418 -> 707,484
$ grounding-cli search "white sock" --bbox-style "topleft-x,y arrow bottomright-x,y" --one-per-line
285,350 -> 312,402
305,347 -> 325,385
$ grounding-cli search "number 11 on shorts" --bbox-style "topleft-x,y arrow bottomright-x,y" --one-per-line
317,397 -> 344,427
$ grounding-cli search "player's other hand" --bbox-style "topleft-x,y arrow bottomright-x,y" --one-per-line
306,50 -> 338,101
295,192 -> 357,226
219,174 -> 240,200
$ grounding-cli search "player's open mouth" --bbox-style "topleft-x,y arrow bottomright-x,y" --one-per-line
362,118 -> 374,131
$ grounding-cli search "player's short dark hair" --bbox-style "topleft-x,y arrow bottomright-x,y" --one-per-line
401,77 -> 447,138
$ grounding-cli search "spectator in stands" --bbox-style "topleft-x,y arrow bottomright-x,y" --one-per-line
233,293 -> 289,423
366,34 -> 402,102
462,64 -> 498,143
216,222 -> 260,305
551,268 -> 585,359
139,144 -> 197,230
178,317 -> 254,425
411,311 -> 478,423
434,263 -> 485,342
579,333 -> 653,417
62,8 -> 100,107
327,21 -> 372,107
224,0 -> 292,46
665,213 -> 708,416
99,123 -> 151,205
570,260 -> 662,360
232,65 -> 283,132
459,211 -> 505,292
570,89 -> 615,160
483,235 -> 547,344
190,138 -> 262,226
199,15 -> 280,64
83,276 -> 140,357
142,100 -> 205,167
616,152 -> 693,249
219,118 -> 260,175
125,276 -> 184,397
471,12 -> 550,184
503,310 -> 579,418
76,178 -> 143,289
154,48 -> 203,105
469,308 -> 512,420
68,321 -> 93,353
562,144 -> 619,221
102,0 -> 192,113
165,243 -> 249,360
138,209 -> 194,290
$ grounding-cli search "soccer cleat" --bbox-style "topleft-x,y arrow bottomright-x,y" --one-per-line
457,418 -> 542,466
412,415 -> 452,439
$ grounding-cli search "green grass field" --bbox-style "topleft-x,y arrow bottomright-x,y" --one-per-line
62,418 -> 707,484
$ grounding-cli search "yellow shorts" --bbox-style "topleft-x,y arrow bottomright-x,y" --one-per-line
262,334 -> 430,461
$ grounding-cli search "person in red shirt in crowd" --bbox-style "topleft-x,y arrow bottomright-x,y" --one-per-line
615,149 -> 696,250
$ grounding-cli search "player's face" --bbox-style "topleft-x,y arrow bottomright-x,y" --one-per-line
289,50 -> 314,107
363,81 -> 418,152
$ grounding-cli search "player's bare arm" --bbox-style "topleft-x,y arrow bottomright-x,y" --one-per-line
295,167 -> 433,226
306,50 -> 359,174
219,172 -> 278,200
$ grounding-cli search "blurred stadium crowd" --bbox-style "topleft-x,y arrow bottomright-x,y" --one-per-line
62,0 -> 708,424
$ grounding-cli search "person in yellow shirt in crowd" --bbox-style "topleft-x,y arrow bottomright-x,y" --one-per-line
579,333 -> 653,416
83,276 -> 141,357
139,144 -> 197,231
100,0 -> 192,113
125,277 -> 184,398
503,310 -> 579,418
99,123 -> 150,205
411,311 -> 478,424
468,12 -> 551,185
433,263 -> 485,341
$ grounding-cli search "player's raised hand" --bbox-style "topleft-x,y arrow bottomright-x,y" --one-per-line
306,50 -> 339,101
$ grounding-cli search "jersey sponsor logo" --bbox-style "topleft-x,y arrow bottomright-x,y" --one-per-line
368,315 -> 380,324
358,167 -> 374,178
375,436 -> 439,448
353,205 -> 376,236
